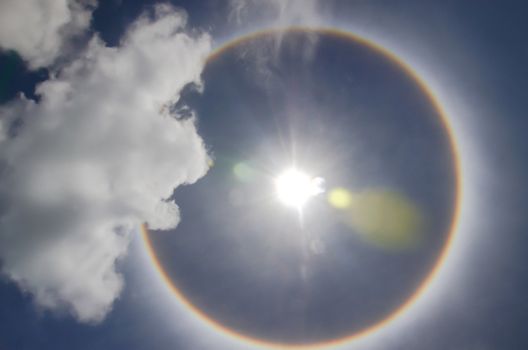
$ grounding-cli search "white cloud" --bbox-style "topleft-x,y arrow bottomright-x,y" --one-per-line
0,4 -> 211,323
0,0 -> 95,69
228,0 -> 324,88
229,0 -> 323,27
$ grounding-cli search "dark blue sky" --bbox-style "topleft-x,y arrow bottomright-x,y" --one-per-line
1,1 -> 528,350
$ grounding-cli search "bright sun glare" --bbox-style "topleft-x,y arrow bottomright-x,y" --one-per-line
274,168 -> 325,209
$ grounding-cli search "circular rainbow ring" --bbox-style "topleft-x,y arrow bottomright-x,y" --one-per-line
140,27 -> 463,349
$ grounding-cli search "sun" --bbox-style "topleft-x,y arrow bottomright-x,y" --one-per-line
274,168 -> 325,209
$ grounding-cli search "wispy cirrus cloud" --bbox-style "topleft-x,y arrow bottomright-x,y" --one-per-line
229,0 -> 323,28
227,0 -> 328,90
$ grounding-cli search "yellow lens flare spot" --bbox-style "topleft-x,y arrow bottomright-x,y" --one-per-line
330,188 -> 425,250
328,187 -> 353,209
275,168 -> 324,209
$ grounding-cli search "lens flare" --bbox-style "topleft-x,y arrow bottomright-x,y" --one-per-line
328,187 -> 353,209
233,162 -> 255,181
328,188 -> 425,250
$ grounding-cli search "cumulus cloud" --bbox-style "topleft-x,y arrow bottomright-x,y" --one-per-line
0,0 -> 95,69
0,4 -> 211,322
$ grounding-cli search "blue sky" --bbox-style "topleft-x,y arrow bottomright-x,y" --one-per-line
1,1 -> 527,349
